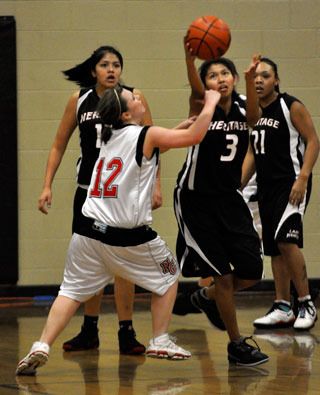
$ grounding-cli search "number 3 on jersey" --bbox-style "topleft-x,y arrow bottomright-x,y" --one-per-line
220,134 -> 239,161
90,157 -> 123,198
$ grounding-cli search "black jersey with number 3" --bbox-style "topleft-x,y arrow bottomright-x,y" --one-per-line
76,85 -> 134,186
176,92 -> 249,195
250,93 -> 305,188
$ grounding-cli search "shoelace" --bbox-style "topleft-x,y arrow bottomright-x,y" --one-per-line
298,300 -> 315,318
240,336 -> 261,353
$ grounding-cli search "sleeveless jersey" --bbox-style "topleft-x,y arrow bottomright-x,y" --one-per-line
250,93 -> 305,189
76,85 -> 134,185
176,92 -> 249,195
82,125 -> 159,228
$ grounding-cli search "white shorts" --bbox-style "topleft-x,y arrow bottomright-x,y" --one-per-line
59,233 -> 180,302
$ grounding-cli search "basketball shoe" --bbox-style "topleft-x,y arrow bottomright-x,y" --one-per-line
62,325 -> 99,351
118,327 -> 146,355
293,299 -> 317,330
146,333 -> 191,360
190,288 -> 226,330
16,341 -> 50,376
228,336 -> 269,366
253,302 -> 295,329
172,291 -> 202,315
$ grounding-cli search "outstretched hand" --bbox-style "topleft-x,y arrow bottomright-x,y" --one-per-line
244,54 -> 261,80
184,35 -> 196,61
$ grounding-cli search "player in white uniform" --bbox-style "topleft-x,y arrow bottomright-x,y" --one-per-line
16,85 -> 221,375
37,45 -> 158,354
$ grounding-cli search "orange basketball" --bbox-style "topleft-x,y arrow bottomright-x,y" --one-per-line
186,15 -> 231,60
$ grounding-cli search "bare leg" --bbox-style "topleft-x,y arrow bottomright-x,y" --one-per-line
271,255 -> 291,301
206,275 -> 259,340
114,276 -> 134,321
278,242 -> 310,297
40,296 -> 81,346
212,274 -> 240,341
151,281 -> 178,337
83,292 -> 103,316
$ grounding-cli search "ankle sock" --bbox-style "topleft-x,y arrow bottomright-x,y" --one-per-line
298,295 -> 311,303
153,333 -> 169,343
275,300 -> 291,312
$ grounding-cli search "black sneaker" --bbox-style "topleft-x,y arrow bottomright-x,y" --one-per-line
118,327 -> 146,355
172,292 -> 202,315
62,326 -> 99,352
228,336 -> 269,366
190,289 -> 226,330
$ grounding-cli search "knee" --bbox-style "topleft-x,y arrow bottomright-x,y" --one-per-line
277,242 -> 296,256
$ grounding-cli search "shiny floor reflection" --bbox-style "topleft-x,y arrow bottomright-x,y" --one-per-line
1,292 -> 319,394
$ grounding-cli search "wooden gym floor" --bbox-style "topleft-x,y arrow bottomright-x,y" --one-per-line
0,292 -> 319,395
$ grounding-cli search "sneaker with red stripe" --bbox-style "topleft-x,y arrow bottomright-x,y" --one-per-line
146,334 -> 191,360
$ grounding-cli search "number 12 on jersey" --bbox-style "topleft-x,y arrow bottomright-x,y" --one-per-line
90,157 -> 123,198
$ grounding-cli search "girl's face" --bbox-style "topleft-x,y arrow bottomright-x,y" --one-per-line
254,62 -> 279,101
92,52 -> 122,91
121,89 -> 145,121
204,63 -> 236,99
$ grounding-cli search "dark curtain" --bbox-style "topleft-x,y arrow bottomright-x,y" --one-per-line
0,16 -> 18,284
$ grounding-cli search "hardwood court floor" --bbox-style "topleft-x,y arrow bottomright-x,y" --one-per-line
0,292 -> 319,395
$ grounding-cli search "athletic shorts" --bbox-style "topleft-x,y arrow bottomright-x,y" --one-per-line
258,179 -> 311,256
174,188 -> 263,280
59,233 -> 180,302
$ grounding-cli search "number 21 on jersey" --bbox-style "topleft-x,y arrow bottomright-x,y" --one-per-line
251,129 -> 266,154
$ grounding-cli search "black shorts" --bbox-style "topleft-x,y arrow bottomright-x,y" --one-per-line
72,186 -> 93,235
258,179 -> 311,256
174,188 -> 263,280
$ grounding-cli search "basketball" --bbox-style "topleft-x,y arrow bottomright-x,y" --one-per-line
186,15 -> 231,60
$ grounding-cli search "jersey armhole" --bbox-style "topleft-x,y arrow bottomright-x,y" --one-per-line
136,126 -> 159,166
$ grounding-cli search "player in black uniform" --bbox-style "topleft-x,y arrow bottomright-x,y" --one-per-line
173,42 -> 268,366
38,45 -> 161,354
242,57 -> 319,330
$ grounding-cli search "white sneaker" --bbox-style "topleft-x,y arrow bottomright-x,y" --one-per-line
253,302 -> 295,329
146,334 -> 191,360
293,299 -> 317,330
16,341 -> 50,376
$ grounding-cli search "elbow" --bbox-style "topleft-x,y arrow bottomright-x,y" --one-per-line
192,134 -> 204,145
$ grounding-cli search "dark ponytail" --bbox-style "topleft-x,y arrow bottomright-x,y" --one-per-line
97,85 -> 128,143
62,45 -> 124,87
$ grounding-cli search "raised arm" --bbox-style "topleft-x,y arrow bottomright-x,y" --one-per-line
184,37 -> 206,116
144,89 -> 220,157
244,55 -> 262,127
38,92 -> 79,214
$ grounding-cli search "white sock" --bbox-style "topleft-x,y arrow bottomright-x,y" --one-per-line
153,333 -> 169,344
298,295 -> 311,302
